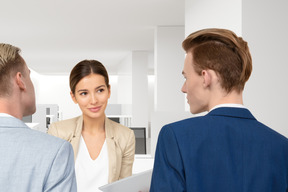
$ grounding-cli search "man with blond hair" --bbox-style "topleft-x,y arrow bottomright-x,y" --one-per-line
0,43 -> 77,191
150,28 -> 288,192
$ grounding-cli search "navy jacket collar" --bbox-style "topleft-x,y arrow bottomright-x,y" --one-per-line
207,107 -> 256,120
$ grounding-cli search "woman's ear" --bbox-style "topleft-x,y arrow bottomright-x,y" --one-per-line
15,72 -> 26,90
108,85 -> 111,99
70,91 -> 78,104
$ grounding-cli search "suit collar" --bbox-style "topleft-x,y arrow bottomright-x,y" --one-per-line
207,107 -> 256,120
105,117 -> 115,139
104,117 -> 120,183
0,116 -> 29,129
73,115 -> 83,138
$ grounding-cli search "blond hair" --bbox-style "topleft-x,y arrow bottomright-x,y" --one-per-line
0,43 -> 24,97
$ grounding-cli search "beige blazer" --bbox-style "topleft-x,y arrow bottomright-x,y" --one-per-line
48,116 -> 135,183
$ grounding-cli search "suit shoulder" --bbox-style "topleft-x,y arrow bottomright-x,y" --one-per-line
20,129 -> 73,167
27,128 -> 70,148
158,116 -> 209,140
166,116 -> 206,129
259,122 -> 288,145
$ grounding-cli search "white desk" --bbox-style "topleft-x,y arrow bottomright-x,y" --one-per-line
133,154 -> 154,174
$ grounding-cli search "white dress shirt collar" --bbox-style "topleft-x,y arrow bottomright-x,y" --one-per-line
0,113 -> 13,117
209,103 -> 247,112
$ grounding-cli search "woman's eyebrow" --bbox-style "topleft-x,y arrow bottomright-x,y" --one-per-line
77,85 -> 105,92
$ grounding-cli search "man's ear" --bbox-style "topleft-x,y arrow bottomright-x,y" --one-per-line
70,91 -> 78,104
15,72 -> 26,90
201,70 -> 212,88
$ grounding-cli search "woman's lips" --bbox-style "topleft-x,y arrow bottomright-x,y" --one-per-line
88,106 -> 101,112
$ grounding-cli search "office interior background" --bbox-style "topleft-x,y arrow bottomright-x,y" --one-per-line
1,0 -> 288,174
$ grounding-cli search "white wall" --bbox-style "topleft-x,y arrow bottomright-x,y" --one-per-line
242,0 -> 288,137
116,54 -> 133,116
185,0 -> 242,36
31,71 -> 80,120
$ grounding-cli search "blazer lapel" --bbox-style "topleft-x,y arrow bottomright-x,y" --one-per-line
105,117 -> 120,183
70,116 -> 83,160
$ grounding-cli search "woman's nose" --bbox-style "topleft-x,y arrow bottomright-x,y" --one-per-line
90,94 -> 97,104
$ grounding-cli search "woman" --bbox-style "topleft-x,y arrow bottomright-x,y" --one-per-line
48,60 -> 135,192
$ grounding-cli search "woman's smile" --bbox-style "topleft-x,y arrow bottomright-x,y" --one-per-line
88,106 -> 102,113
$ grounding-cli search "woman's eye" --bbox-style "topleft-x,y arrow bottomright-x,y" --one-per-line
97,88 -> 105,93
80,92 -> 87,96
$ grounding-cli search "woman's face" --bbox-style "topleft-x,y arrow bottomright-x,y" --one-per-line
71,73 -> 110,120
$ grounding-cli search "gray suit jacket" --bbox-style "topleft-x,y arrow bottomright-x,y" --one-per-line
0,116 -> 77,192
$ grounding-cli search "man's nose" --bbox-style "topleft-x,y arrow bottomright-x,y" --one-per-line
181,83 -> 186,93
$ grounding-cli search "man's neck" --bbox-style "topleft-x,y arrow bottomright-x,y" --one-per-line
208,90 -> 243,111
0,99 -> 22,119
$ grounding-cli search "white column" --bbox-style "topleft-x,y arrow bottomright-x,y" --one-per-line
155,26 -> 185,112
131,51 -> 149,128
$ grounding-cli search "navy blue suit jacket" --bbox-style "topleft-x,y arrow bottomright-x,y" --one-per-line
150,107 -> 288,192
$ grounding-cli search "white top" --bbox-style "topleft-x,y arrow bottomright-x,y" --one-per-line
75,136 -> 109,192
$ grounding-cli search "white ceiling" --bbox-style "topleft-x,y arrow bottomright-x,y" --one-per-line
0,0 -> 185,75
